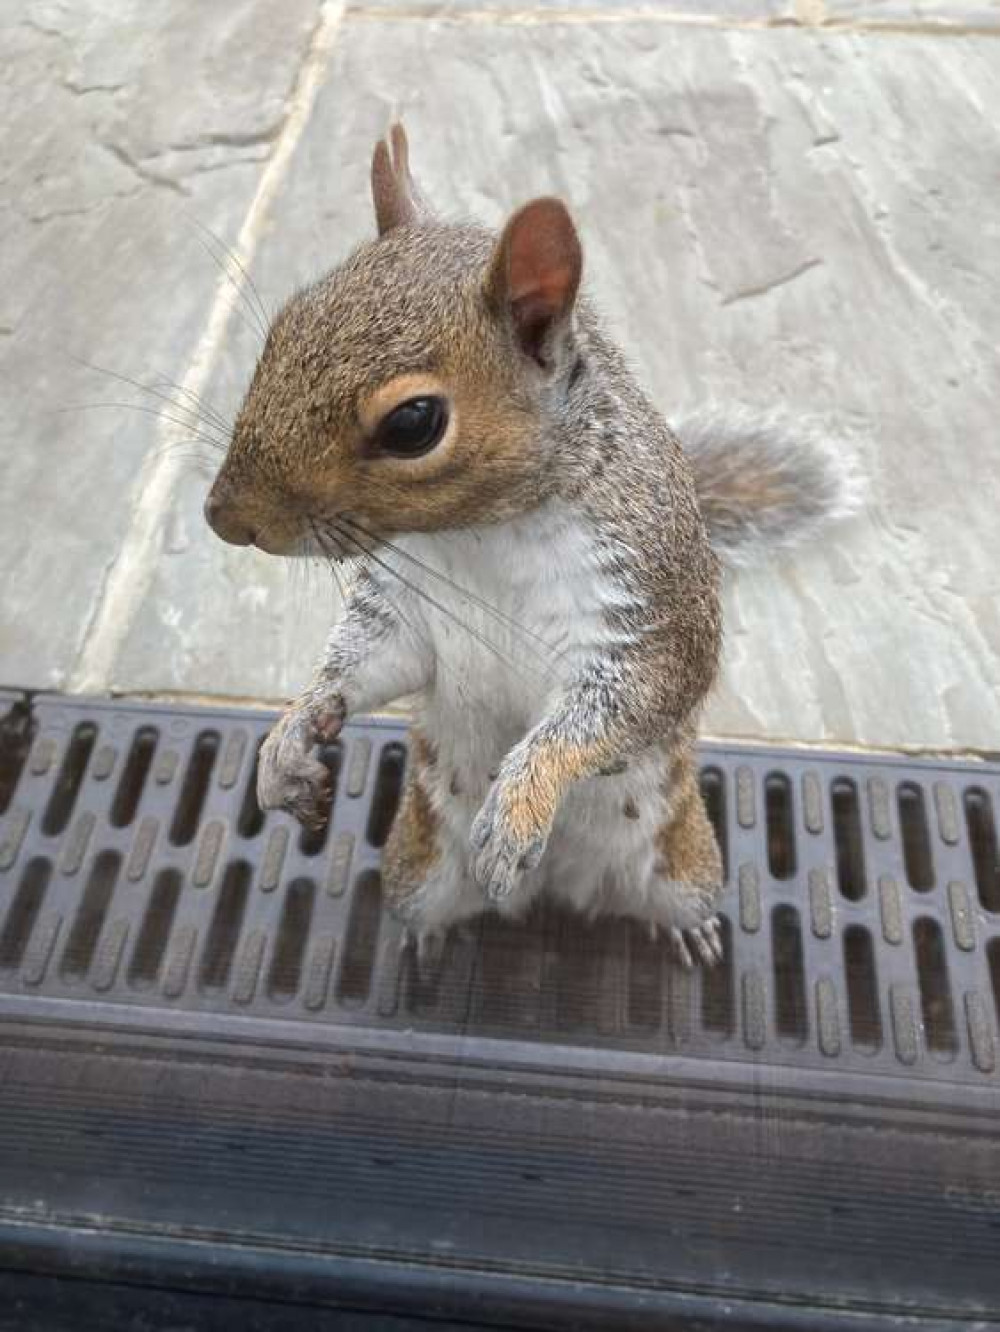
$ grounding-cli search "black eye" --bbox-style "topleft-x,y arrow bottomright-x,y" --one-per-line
373,396 -> 448,458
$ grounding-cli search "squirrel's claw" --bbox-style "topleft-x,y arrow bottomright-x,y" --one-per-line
668,916 -> 724,969
256,698 -> 344,829
470,785 -> 547,900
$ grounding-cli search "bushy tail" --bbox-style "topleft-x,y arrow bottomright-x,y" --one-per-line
671,407 -> 863,566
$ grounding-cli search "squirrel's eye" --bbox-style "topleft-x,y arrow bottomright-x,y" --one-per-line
374,396 -> 448,458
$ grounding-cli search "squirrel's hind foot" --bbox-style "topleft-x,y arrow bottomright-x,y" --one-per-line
662,915 -> 723,969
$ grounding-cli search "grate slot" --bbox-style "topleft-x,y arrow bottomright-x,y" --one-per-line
366,744 -> 406,848
128,868 -> 182,988
267,878 -> 317,1001
965,787 -> 1000,913
627,921 -> 663,1032
60,850 -> 120,979
0,858 -> 51,969
898,783 -> 935,891
701,915 -> 735,1036
551,915 -> 604,1033
169,731 -> 220,847
200,861 -> 251,992
913,918 -> 958,1057
699,766 -> 728,882
832,778 -> 867,901
765,773 -> 796,881
988,939 -> 1000,1040
843,925 -> 882,1051
337,870 -> 382,1003
0,697 -> 37,816
772,905 -> 807,1044
299,745 -> 342,857
237,737 -> 266,840
110,727 -> 158,828
42,723 -> 97,837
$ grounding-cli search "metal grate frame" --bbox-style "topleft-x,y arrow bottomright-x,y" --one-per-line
1,693 -> 999,1089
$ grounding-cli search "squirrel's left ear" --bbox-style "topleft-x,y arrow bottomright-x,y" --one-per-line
371,122 -> 423,236
485,197 -> 582,369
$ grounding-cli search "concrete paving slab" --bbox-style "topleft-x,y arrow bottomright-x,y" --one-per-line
824,1 -> 1000,26
105,12 -> 1000,752
0,0 -> 322,689
346,0 -> 793,14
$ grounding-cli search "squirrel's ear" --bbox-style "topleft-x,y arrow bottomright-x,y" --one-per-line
485,198 -> 582,367
371,122 -> 421,236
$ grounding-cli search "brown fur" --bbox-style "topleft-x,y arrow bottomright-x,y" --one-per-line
654,744 -> 722,890
382,736 -> 440,908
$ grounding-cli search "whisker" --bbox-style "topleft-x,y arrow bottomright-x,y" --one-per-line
191,230 -> 268,347
68,355 -> 231,444
329,521 -> 548,686
191,216 -> 272,331
313,522 -> 480,716
53,401 -> 227,453
188,217 -> 270,343
147,375 -> 232,436
339,513 -> 559,673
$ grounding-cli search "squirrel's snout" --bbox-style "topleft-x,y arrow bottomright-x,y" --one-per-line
204,490 -> 255,547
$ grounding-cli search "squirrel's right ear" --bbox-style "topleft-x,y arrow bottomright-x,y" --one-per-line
485,198 -> 582,369
371,122 -> 422,236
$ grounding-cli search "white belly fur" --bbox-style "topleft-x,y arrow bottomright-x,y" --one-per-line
394,503 -> 675,922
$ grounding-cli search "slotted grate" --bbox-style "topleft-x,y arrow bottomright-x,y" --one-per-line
0,692 -> 998,1088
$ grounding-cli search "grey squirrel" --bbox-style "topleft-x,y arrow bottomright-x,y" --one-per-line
204,124 -> 859,967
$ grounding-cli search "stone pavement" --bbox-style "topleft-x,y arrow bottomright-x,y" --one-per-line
2,0 -> 998,751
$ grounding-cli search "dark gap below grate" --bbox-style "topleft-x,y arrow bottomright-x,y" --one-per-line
0,696 -> 36,816
268,877 -> 316,1001
700,766 -> 727,881
237,737 -> 266,840
765,772 -> 796,880
899,782 -> 935,891
772,905 -> 807,1044
110,726 -> 158,828
60,850 -> 120,980
832,778 -> 866,901
367,744 -> 406,848
42,721 -> 96,836
843,925 -> 882,1052
701,914 -> 734,1036
913,917 -> 958,1058
170,731 -> 220,846
0,858 -> 51,969
128,868 -> 182,989
338,869 -> 382,1004
965,786 -> 1000,913
200,861 -> 252,993
988,938 -> 1000,1037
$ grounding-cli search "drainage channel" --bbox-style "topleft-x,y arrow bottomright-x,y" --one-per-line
2,691 -> 1000,1330
1,692 -> 998,1082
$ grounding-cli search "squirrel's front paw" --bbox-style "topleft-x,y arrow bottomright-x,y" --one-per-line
257,696 -> 345,829
470,782 -> 549,901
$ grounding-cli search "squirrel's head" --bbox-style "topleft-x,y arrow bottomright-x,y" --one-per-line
205,123 -> 583,559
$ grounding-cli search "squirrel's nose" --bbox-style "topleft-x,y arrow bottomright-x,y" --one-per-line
204,492 -> 255,547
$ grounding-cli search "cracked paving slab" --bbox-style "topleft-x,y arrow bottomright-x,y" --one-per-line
0,0 -> 324,688
102,14 -> 1000,751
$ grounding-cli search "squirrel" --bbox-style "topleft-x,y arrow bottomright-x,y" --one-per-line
204,124 -> 859,968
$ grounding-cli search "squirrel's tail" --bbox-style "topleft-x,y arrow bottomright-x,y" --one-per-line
671,407 -> 863,566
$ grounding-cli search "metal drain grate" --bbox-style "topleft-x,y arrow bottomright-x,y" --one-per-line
0,692 -> 998,1087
